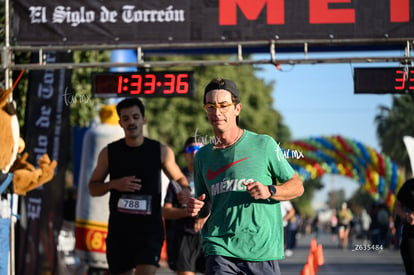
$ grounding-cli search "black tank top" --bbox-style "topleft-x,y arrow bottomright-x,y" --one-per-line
107,138 -> 163,233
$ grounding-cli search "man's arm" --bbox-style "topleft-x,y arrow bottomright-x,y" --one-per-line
162,202 -> 191,220
161,144 -> 189,188
163,201 -> 208,232
394,199 -> 414,226
272,173 -> 304,201
244,173 -> 304,201
89,147 -> 141,197
88,147 -> 112,196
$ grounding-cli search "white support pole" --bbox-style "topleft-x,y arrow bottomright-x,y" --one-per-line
4,0 -> 11,89
4,1 -> 17,275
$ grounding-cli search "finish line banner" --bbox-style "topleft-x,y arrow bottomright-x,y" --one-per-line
13,0 -> 414,46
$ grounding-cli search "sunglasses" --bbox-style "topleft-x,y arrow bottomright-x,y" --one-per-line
203,102 -> 235,114
185,144 -> 202,153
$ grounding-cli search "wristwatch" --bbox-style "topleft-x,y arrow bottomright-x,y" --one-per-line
268,185 -> 277,199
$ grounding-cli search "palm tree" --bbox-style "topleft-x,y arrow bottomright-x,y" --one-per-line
375,94 -> 414,175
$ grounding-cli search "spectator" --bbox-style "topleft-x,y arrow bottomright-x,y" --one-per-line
330,209 -> 338,242
370,200 -> 390,248
286,204 -> 300,257
360,208 -> 371,245
281,200 -> 295,252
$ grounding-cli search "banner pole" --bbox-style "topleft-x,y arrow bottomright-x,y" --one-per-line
4,0 -> 11,89
4,0 -> 16,274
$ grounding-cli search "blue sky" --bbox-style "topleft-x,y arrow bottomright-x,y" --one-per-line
254,52 -> 398,151
254,51 -> 403,207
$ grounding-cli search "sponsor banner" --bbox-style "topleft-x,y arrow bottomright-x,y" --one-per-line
18,51 -> 72,275
75,220 -> 107,254
13,0 -> 414,46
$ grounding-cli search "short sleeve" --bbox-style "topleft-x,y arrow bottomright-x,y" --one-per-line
193,152 -> 209,199
266,137 -> 295,183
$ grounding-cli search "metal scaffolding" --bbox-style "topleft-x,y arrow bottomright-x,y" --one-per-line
2,38 -> 414,72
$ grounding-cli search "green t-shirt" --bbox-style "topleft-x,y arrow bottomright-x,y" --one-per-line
193,130 -> 295,261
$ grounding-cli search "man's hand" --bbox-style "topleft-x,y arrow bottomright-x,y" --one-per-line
111,176 -> 142,192
194,217 -> 208,232
187,194 -> 206,217
177,188 -> 191,205
244,181 -> 271,200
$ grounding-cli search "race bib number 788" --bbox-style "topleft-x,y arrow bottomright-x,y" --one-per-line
117,194 -> 152,215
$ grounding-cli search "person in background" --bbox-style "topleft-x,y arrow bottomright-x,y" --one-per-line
286,203 -> 300,257
370,199 -> 390,248
330,209 -> 339,242
186,77 -> 304,275
311,215 -> 319,240
88,98 -> 190,275
163,137 -> 205,275
394,178 -> 414,275
338,202 -> 353,249
280,200 -> 295,255
360,208 -> 371,245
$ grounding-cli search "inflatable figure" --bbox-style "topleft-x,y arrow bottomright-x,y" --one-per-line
75,105 -> 124,272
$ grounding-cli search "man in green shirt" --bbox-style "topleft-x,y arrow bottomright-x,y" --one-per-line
187,77 -> 304,274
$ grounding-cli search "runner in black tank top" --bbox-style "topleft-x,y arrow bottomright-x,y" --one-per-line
106,138 -> 164,273
88,98 -> 190,275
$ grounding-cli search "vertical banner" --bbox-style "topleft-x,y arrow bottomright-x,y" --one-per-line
18,51 -> 72,275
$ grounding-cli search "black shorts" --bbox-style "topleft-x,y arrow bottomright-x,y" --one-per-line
205,255 -> 281,275
169,233 -> 205,273
339,224 -> 350,231
106,230 -> 164,274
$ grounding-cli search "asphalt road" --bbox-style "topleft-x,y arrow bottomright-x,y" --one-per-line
157,232 -> 406,275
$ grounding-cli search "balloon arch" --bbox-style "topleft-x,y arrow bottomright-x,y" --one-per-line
281,135 -> 404,210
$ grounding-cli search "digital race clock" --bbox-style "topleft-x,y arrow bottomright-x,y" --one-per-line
92,71 -> 194,98
354,67 -> 414,94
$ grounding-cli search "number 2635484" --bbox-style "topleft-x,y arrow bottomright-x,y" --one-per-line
352,244 -> 383,251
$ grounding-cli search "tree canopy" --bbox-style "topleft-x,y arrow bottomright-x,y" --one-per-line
375,94 -> 414,175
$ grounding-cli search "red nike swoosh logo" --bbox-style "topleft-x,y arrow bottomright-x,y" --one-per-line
206,157 -> 249,180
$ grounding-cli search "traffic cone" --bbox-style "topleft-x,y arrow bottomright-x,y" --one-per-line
310,238 -> 317,253
314,252 -> 319,273
307,253 -> 316,275
316,243 -> 325,266
300,263 -> 311,275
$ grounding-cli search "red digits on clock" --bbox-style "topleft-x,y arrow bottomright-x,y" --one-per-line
117,76 -> 123,94
176,74 -> 189,94
410,70 -> 414,90
130,75 -> 142,94
98,72 -> 192,97
395,69 -> 406,90
144,74 -> 156,94
164,74 -> 175,94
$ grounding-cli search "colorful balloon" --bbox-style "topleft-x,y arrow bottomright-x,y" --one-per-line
282,135 -> 404,209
